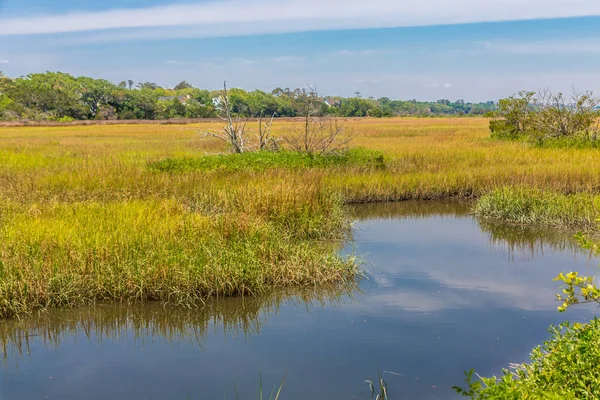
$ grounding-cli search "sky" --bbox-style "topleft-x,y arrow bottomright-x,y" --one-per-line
1,0 -> 600,101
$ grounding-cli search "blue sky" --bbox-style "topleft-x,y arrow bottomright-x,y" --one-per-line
1,0 -> 600,101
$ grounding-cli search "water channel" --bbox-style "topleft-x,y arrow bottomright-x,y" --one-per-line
1,201 -> 597,399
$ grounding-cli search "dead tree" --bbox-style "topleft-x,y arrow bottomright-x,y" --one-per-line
285,86 -> 353,154
200,81 -> 249,153
256,112 -> 279,151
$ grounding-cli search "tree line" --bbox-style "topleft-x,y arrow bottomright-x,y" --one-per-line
0,71 -> 497,122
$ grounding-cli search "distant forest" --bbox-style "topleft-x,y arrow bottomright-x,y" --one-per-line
0,71 -> 497,121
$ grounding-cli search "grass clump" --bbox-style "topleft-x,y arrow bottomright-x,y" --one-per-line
147,148 -> 385,173
0,190 -> 357,319
473,188 -> 600,231
455,319 -> 600,400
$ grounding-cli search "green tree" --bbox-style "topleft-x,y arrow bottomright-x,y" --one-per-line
247,90 -> 279,116
184,101 -> 216,118
77,77 -> 118,119
7,72 -> 86,120
119,88 -> 158,119
137,82 -> 160,90
166,98 -> 186,118
174,80 -> 193,90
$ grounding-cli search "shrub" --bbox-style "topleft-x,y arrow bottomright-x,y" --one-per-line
489,91 -> 535,140
490,89 -> 600,144
58,116 -> 75,123
454,319 -> 600,399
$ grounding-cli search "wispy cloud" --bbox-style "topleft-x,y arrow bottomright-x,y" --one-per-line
483,39 -> 600,54
356,79 -> 381,85
238,58 -> 260,65
0,0 -> 599,39
336,49 -> 394,57
427,83 -> 452,88
270,55 -> 306,63
166,60 -> 184,65
0,60 -> 9,64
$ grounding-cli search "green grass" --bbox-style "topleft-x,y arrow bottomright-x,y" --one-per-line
532,137 -> 600,149
147,148 -> 385,173
455,319 -> 600,400
473,188 -> 600,232
0,188 -> 357,319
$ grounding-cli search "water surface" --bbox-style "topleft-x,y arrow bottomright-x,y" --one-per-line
1,201 -> 597,399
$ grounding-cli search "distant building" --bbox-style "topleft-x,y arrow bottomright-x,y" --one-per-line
323,97 -> 342,107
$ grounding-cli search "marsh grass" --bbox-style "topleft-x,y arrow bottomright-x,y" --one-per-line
474,188 -> 600,232
4,118 -> 600,318
0,196 -> 357,319
532,136 -> 600,149
147,148 -> 385,173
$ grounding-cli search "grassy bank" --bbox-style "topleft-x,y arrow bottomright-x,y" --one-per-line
0,179 -> 356,319
474,188 -> 600,232
4,118 -> 600,318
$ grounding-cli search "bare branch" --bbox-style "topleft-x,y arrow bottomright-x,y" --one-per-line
199,81 -> 250,153
284,87 -> 354,154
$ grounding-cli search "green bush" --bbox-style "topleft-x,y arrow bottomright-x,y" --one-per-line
489,90 -> 600,145
489,91 -> 535,140
455,319 -> 600,399
489,119 -> 525,140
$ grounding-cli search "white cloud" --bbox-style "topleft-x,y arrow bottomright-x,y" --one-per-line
484,39 -> 600,54
0,0 -> 599,38
428,83 -> 452,88
0,60 -> 9,64
270,55 -> 305,63
166,60 -> 184,65
356,79 -> 381,85
336,49 -> 394,57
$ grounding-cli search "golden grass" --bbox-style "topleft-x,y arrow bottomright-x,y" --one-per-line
2,117 -> 600,318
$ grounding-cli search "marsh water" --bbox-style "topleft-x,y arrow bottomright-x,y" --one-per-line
1,201 -> 598,400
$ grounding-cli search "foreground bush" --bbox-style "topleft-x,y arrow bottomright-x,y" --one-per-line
455,319 -> 600,399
